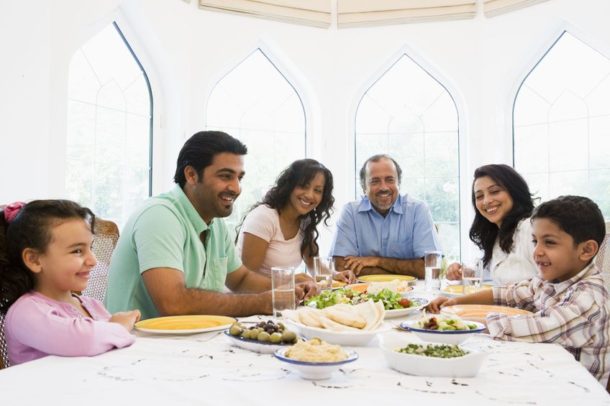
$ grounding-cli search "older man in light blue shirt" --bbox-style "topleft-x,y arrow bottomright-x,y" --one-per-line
330,154 -> 440,278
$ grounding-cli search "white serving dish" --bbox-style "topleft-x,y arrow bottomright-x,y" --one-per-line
285,319 -> 390,346
379,335 -> 487,378
399,319 -> 485,345
273,348 -> 358,380
223,330 -> 294,354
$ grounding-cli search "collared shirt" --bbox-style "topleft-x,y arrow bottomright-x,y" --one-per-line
329,194 -> 441,259
105,185 -> 242,320
488,262 -> 610,383
6,292 -> 134,365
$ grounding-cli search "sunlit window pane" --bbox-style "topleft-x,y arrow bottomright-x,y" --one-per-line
206,49 -> 306,230
514,32 -> 610,218
355,54 -> 460,259
66,23 -> 152,225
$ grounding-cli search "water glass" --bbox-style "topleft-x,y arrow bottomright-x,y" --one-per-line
462,264 -> 482,295
311,257 -> 333,291
271,267 -> 296,318
424,251 -> 443,291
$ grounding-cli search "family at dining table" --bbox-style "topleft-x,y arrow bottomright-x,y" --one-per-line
0,129 -> 609,386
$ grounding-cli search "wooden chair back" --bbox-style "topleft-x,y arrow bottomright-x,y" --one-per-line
81,218 -> 120,302
0,312 -> 7,370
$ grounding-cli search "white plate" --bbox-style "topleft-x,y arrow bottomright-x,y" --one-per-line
135,315 -> 236,335
384,297 -> 429,319
399,319 -> 485,345
285,319 -> 390,346
379,334 -> 487,377
223,331 -> 294,354
274,347 -> 358,380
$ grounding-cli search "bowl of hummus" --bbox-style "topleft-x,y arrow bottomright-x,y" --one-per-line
274,338 -> 358,380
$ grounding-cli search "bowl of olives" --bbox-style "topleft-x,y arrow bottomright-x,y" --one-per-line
224,320 -> 299,354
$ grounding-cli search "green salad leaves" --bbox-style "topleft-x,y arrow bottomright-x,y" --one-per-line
305,288 -> 413,310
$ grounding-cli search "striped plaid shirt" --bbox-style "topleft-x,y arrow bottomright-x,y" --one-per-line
488,262 -> 610,384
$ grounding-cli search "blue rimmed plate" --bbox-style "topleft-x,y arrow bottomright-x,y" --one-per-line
273,347 -> 358,380
399,319 -> 485,344
223,330 -> 297,354
384,297 -> 429,319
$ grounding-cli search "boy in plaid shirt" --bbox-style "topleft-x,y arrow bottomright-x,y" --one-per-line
429,195 -> 609,384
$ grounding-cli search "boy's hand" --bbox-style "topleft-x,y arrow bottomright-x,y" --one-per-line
427,296 -> 457,313
110,310 -> 141,331
445,262 -> 463,280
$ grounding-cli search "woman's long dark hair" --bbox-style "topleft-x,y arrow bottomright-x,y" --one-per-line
0,200 -> 95,313
469,164 -> 534,268
240,159 -> 334,258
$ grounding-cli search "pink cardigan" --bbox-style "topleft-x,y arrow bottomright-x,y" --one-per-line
5,291 -> 135,365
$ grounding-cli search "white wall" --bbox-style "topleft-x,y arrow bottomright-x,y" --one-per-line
2,0 -> 610,259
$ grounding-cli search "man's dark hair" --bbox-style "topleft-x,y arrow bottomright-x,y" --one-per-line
174,131 -> 247,187
532,195 -> 605,247
358,154 -> 402,192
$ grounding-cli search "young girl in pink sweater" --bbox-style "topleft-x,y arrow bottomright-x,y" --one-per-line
0,200 -> 140,366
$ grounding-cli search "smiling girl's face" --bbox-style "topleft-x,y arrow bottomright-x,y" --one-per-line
473,176 -> 514,227
27,218 -> 97,300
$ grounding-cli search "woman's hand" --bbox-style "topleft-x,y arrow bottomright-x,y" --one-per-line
426,296 -> 457,313
295,279 -> 318,301
110,310 -> 141,331
333,270 -> 357,284
445,262 -> 463,280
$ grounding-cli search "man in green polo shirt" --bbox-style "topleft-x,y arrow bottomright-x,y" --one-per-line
105,131 -> 316,320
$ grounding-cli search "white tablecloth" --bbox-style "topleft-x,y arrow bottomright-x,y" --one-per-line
0,314 -> 609,406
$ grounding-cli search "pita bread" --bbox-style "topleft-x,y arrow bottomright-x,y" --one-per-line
322,305 -> 366,329
356,300 -> 385,330
318,314 -> 362,332
297,307 -> 324,328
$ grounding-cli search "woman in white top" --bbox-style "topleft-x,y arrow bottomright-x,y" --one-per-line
447,164 -> 538,285
237,159 -> 355,282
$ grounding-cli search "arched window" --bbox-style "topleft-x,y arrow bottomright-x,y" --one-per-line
66,22 -> 152,225
206,48 -> 306,229
514,32 -> 610,218
355,54 -> 460,258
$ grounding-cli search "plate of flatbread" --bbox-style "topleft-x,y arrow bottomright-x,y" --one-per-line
284,300 -> 389,346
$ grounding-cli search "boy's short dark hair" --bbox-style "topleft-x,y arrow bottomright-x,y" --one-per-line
532,195 -> 606,247
173,131 -> 247,188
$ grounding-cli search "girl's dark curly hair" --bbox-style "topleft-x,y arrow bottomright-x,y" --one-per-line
469,164 -> 534,268
240,159 -> 334,258
0,200 -> 95,313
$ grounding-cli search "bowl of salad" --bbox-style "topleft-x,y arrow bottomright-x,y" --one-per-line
379,334 -> 487,377
304,287 -> 428,319
399,315 -> 485,344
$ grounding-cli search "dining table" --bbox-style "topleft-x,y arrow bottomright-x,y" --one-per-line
1,287 -> 609,405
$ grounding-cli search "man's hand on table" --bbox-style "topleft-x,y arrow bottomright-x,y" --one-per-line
343,256 -> 379,275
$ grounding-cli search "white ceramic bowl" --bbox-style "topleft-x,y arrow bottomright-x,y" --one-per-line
379,335 -> 487,378
223,330 -> 295,354
274,348 -> 358,380
399,319 -> 485,345
285,319 -> 390,346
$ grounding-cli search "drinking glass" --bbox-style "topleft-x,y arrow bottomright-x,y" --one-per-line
424,251 -> 443,291
462,264 -> 482,295
271,267 -> 296,318
310,257 -> 333,291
